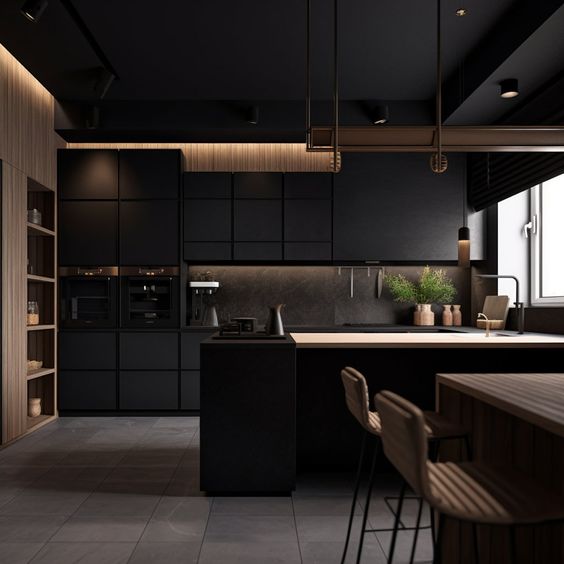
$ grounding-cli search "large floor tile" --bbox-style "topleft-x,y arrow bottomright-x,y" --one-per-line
377,529 -> 434,564
198,541 -> 301,564
213,497 -> 293,516
29,542 -> 135,564
0,490 -> 91,516
296,515 -> 377,543
0,542 -> 44,564
0,515 -> 66,542
300,540 -> 387,564
140,497 -> 211,542
292,495 -> 361,516
74,492 -> 161,517
204,515 -> 297,543
50,516 -> 148,542
129,542 -> 201,563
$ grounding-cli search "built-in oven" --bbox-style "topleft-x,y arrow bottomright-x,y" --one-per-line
60,267 -> 119,328
121,267 -> 180,328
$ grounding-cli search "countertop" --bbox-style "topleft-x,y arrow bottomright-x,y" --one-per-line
437,373 -> 564,438
289,331 -> 564,348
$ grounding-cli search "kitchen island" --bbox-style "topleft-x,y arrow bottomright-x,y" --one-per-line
200,330 -> 564,493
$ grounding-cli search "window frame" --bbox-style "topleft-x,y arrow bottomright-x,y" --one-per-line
530,181 -> 564,306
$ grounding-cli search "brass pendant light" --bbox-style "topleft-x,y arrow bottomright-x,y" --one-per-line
431,0 -> 447,174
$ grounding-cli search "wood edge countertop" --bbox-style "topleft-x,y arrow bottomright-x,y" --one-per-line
437,372 -> 564,439
289,332 -> 564,348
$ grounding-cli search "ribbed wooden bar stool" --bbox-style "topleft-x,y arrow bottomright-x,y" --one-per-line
340,367 -> 471,564
375,390 -> 564,564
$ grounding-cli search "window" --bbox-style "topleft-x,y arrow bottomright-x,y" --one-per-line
531,173 -> 564,305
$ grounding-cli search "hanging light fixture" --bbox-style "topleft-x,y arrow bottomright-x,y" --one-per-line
21,0 -> 48,22
430,0 -> 447,173
458,157 -> 470,267
500,78 -> 519,99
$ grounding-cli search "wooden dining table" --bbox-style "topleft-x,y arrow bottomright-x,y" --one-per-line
436,373 -> 564,564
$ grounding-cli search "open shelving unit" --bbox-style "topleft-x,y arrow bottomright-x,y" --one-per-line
26,178 -> 57,432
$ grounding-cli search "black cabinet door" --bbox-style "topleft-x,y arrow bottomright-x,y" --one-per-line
119,150 -> 180,199
184,242 -> 232,262
58,149 -> 118,200
234,173 -> 283,199
120,332 -> 178,370
333,153 -> 463,261
234,200 -> 282,241
184,173 -> 232,199
120,371 -> 178,410
59,332 -> 117,370
233,242 -> 282,261
181,332 -> 214,370
284,200 -> 332,242
284,173 -> 332,199
120,200 -> 179,265
181,371 -> 200,410
59,371 -> 117,410
184,200 -> 231,242
59,201 -> 118,265
284,242 -> 332,261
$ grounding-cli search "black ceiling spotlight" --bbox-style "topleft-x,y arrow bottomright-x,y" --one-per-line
500,78 -> 519,99
455,7 -> 468,17
21,0 -> 48,23
370,104 -> 389,125
93,67 -> 116,100
247,105 -> 259,125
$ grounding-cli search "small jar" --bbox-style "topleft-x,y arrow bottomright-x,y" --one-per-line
452,305 -> 462,326
27,301 -> 39,326
27,208 -> 42,226
28,398 -> 41,418
442,305 -> 453,326
420,304 -> 435,326
413,304 -> 422,326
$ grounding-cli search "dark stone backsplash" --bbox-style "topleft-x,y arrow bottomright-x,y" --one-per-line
188,266 -> 471,327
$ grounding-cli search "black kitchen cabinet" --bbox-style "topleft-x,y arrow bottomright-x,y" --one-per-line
119,371 -> 178,410
184,173 -> 232,199
58,150 -> 118,200
59,332 -> 116,370
184,200 -> 231,241
284,199 -> 332,242
234,200 -> 282,241
234,173 -> 282,199
119,150 -> 180,199
59,371 -> 117,410
181,331 -> 214,370
120,200 -> 179,265
284,173 -> 332,199
184,242 -> 232,262
284,242 -> 332,261
333,153 -> 464,262
181,371 -> 200,410
59,201 -> 118,265
234,243 -> 283,261
120,332 -> 178,370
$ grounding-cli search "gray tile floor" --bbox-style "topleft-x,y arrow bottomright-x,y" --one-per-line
0,417 -> 432,563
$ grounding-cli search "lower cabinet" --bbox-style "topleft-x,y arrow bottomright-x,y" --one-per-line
119,371 -> 178,410
59,371 -> 117,410
181,371 -> 200,410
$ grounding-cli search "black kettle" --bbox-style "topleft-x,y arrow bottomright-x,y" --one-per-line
266,304 -> 285,336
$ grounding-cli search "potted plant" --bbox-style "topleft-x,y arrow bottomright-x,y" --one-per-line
385,266 -> 457,326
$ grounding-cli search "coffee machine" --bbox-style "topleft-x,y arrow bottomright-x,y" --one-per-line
189,279 -> 219,326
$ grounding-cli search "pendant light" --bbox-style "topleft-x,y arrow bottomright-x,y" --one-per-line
431,0 -> 447,173
458,158 -> 470,267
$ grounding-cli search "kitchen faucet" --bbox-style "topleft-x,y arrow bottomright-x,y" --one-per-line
474,274 -> 525,334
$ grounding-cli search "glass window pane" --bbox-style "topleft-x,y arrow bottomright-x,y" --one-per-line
541,174 -> 564,297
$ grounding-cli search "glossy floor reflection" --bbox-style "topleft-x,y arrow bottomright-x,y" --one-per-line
0,417 -> 432,563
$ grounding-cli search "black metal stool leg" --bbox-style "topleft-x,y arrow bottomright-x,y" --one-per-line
356,437 -> 379,564
464,434 -> 473,461
433,513 -> 445,564
387,480 -> 407,564
472,523 -> 479,564
408,496 -> 424,564
509,525 -> 517,564
341,431 -> 368,564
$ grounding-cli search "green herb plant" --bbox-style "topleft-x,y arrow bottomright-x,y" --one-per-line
385,266 -> 456,305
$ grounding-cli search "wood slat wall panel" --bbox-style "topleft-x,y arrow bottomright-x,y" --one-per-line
2,163 -> 28,443
0,44 -> 58,190
66,142 -> 334,172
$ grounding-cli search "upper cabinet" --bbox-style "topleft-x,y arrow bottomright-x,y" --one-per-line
119,150 -> 180,199
234,173 -> 282,199
333,154 -> 468,262
58,150 -> 118,200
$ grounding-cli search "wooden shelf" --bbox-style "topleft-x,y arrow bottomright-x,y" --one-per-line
27,274 -> 55,283
27,222 -> 55,237
27,368 -> 55,381
26,414 -> 56,431
27,324 -> 56,331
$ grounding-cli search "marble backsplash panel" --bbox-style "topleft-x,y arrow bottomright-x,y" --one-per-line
188,266 -> 471,327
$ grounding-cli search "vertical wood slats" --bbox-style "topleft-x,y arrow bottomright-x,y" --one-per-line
66,143 -> 334,172
2,163 -> 27,443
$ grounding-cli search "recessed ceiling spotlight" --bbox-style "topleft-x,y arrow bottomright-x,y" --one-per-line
455,7 -> 468,17
500,78 -> 519,99
246,105 -> 259,125
21,0 -> 48,23
370,104 -> 389,125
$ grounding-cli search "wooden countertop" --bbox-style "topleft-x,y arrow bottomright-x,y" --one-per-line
290,332 -> 564,348
437,373 -> 564,438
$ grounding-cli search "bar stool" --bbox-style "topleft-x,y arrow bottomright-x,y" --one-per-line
375,390 -> 564,564
340,367 -> 471,564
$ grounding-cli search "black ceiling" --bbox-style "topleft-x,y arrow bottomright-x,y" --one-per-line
1,0 -> 564,141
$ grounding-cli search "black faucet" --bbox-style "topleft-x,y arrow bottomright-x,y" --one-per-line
474,274 -> 525,334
